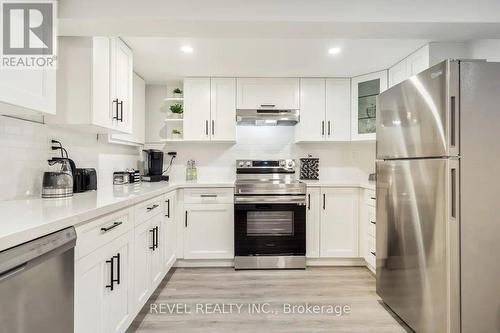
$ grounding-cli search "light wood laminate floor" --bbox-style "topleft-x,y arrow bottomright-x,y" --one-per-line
128,267 -> 410,333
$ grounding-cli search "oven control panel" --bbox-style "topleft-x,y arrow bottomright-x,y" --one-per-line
236,159 -> 296,172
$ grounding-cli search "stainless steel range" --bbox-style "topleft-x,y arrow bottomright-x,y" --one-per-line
234,159 -> 306,269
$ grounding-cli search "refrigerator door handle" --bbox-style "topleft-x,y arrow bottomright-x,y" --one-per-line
448,159 -> 460,333
450,96 -> 456,148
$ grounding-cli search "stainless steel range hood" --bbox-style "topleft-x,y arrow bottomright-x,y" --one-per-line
236,109 -> 299,126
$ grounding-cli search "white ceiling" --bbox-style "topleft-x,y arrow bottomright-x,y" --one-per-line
125,38 -> 429,83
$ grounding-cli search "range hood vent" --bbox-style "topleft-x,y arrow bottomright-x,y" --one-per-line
236,109 -> 299,126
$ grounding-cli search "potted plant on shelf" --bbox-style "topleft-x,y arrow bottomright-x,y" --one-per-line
173,88 -> 183,98
169,103 -> 183,119
171,129 -> 182,139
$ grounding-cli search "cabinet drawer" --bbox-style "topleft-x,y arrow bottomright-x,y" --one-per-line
183,187 -> 234,204
75,208 -> 133,260
367,236 -> 376,268
367,206 -> 376,238
135,196 -> 164,225
365,189 -> 376,207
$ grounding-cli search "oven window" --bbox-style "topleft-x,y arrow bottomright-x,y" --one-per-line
246,211 -> 294,236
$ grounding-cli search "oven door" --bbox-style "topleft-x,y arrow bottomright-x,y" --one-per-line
234,201 -> 306,256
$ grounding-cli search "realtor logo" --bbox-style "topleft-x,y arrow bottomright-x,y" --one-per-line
1,0 -> 56,68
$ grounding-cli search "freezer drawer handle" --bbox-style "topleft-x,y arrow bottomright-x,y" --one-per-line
101,221 -> 123,233
0,264 -> 26,283
451,168 -> 457,218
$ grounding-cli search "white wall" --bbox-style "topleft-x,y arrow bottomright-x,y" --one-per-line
153,126 -> 375,183
0,115 -> 140,200
468,39 -> 500,61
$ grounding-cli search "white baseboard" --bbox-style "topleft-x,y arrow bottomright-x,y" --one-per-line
306,257 -> 366,266
174,257 -> 368,268
175,259 -> 234,268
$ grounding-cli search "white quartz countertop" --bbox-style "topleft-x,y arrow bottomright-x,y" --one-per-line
0,179 -> 375,252
0,181 -> 234,252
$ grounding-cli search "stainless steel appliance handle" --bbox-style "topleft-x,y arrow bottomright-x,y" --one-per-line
235,195 -> 306,204
451,167 -> 457,218
0,264 -> 26,283
450,96 -> 456,147
100,221 -> 123,233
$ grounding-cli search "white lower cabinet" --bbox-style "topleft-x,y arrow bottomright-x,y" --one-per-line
306,188 -> 321,258
163,191 -> 177,271
319,188 -> 359,257
184,203 -> 234,259
133,213 -> 164,310
75,230 -> 134,333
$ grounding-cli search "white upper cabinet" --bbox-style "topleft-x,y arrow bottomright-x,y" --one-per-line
48,36 -> 134,134
325,78 -> 351,141
296,78 -> 325,142
183,78 -> 211,141
111,38 -> 134,134
236,78 -> 299,110
388,43 -> 469,88
0,67 -> 55,115
388,59 -> 408,88
109,73 -> 145,145
184,77 -> 236,142
351,70 -> 388,141
296,78 -> 350,142
210,78 -> 236,141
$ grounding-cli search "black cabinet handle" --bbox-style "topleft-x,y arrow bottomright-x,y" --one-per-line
205,120 -> 209,136
185,211 -> 188,227
307,194 -> 311,210
147,204 -> 159,211
112,99 -> 119,120
321,121 -> 325,136
165,199 -> 170,218
370,251 -> 376,256
212,120 -> 215,136
370,220 -> 376,225
155,226 -> 160,248
370,197 -> 376,200
118,100 -> 123,122
113,253 -> 120,285
105,257 -> 114,290
149,228 -> 155,250
328,121 -> 331,136
323,193 -> 326,210
260,104 -> 275,108
101,221 -> 123,233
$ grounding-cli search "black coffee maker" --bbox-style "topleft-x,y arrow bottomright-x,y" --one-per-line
142,149 -> 168,182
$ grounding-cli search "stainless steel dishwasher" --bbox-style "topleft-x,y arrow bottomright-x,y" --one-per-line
0,227 -> 76,333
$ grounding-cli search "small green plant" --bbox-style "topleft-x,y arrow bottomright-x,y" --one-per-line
169,103 -> 183,114
172,129 -> 182,135
173,88 -> 182,94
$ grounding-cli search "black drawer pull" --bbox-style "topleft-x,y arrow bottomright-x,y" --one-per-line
200,194 -> 217,198
370,251 -> 376,256
101,221 -> 123,233
147,204 -> 159,211
113,253 -> 120,285
149,228 -> 155,250
165,199 -> 170,218
370,220 -> 376,225
370,197 -> 376,200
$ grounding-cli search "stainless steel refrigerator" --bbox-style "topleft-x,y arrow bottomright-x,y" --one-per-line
376,60 -> 500,333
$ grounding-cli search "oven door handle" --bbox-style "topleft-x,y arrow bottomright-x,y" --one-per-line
234,195 -> 306,205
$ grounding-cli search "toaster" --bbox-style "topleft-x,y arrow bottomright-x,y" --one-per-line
73,168 -> 97,193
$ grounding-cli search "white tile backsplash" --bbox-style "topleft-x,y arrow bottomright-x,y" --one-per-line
0,116 -> 141,200
153,126 -> 375,183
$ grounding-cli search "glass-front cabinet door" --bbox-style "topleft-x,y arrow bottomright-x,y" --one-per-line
351,70 -> 388,141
